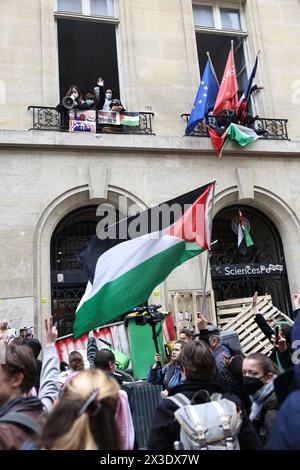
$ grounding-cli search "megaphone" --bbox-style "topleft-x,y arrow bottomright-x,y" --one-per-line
62,93 -> 76,110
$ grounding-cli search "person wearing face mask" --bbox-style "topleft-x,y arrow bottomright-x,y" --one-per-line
242,352 -> 278,447
102,88 -> 113,111
93,77 -> 105,110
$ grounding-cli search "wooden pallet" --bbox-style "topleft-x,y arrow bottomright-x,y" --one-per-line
217,296 -> 293,355
217,296 -> 269,325
170,290 -> 215,336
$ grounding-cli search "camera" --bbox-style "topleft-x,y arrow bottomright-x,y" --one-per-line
127,304 -> 164,326
135,310 -> 164,326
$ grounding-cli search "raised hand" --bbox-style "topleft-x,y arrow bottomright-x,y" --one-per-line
271,333 -> 287,353
251,291 -> 259,314
45,317 -> 58,346
197,313 -> 208,331
154,353 -> 161,363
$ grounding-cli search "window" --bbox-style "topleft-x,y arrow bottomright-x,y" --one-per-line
55,0 -> 119,102
57,0 -> 115,17
90,0 -> 114,16
58,0 -> 81,13
193,3 -> 247,91
220,8 -> 241,31
57,19 -> 119,100
193,5 -> 214,28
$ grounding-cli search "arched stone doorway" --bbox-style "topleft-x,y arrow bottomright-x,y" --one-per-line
210,205 -> 292,315
50,205 -> 98,337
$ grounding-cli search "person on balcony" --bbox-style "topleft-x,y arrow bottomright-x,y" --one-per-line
93,77 -> 106,110
56,85 -> 88,130
57,85 -> 86,110
93,77 -> 113,112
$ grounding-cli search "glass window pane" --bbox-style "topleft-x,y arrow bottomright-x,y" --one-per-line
193,5 -> 214,28
57,0 -> 82,13
220,9 -> 241,30
235,44 -> 247,91
90,0 -> 114,16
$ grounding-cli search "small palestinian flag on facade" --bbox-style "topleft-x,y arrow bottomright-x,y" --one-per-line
238,209 -> 254,255
73,183 -> 215,338
120,112 -> 140,126
208,123 -> 261,157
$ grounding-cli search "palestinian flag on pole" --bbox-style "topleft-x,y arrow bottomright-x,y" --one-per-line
73,183 -> 215,339
208,123 -> 260,157
120,112 -> 140,126
238,209 -> 254,255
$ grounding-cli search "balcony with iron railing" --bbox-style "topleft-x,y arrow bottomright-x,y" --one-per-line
180,114 -> 289,140
27,106 -> 289,142
27,106 -> 155,135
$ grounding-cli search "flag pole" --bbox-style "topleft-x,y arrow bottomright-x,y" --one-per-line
206,51 -> 219,86
200,179 -> 216,315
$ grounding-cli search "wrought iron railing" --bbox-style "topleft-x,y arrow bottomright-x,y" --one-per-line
181,114 -> 289,140
28,106 -> 155,135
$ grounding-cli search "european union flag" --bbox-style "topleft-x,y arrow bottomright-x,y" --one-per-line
186,59 -> 219,136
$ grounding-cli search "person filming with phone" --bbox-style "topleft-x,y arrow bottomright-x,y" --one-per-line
251,292 -> 293,371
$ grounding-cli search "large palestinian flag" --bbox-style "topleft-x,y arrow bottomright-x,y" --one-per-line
73,183 -> 214,338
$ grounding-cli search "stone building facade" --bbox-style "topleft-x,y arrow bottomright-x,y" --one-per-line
0,0 -> 299,341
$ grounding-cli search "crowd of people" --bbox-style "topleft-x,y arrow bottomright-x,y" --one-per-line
147,292 -> 300,450
0,292 -> 299,450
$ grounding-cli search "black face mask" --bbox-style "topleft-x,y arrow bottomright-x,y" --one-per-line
243,376 -> 264,395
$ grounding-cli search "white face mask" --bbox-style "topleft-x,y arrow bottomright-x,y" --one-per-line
106,93 -> 112,99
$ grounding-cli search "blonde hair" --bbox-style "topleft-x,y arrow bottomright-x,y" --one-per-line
39,369 -> 121,450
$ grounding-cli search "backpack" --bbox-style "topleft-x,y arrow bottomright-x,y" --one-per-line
0,412 -> 41,435
168,391 -> 242,450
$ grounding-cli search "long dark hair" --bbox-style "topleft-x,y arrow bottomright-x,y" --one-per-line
65,85 -> 84,104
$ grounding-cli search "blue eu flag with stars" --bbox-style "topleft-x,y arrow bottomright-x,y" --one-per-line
186,60 -> 219,136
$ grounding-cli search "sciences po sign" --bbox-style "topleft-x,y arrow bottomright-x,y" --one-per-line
212,263 -> 285,278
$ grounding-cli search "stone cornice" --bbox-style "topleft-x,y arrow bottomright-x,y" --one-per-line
0,130 -> 299,157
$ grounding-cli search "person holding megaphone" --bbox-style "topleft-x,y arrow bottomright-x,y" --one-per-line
61,85 -> 85,110
56,85 -> 88,130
